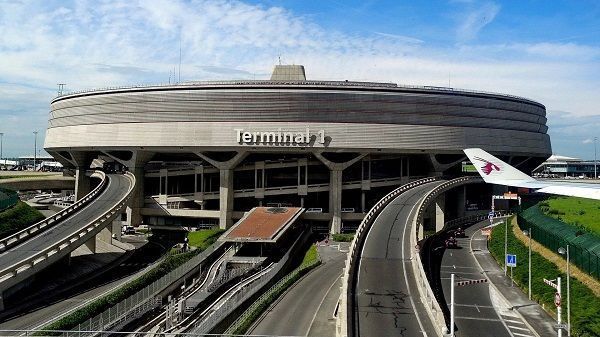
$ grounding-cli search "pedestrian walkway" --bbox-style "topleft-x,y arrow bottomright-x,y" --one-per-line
470,221 -> 557,337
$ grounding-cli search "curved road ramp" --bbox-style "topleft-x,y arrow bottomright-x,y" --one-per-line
338,176 -> 482,337
0,171 -> 135,311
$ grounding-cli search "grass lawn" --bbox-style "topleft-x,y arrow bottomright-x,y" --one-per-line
541,197 -> 600,236
332,232 -> 355,242
0,201 -> 45,239
301,243 -> 319,265
187,228 -> 225,250
489,219 -> 600,337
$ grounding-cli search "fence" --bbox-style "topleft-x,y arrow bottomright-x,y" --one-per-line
188,232 -> 310,335
224,255 -> 322,335
0,188 -> 18,211
518,205 -> 600,280
339,177 -> 438,337
61,241 -> 226,336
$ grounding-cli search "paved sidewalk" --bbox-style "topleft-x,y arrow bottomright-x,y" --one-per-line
470,220 -> 557,337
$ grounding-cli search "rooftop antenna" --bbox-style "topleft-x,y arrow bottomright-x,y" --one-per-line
278,54 -> 282,65
178,34 -> 182,83
57,83 -> 66,96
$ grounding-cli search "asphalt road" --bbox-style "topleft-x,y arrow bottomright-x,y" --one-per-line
249,243 -> 348,337
440,221 -> 536,337
355,182 -> 441,337
0,174 -> 131,272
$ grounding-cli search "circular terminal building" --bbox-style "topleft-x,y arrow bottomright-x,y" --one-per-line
44,65 -> 551,233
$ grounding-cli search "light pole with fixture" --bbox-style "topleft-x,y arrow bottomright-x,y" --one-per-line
523,228 -> 532,300
33,131 -> 38,171
595,137 -> 598,179
558,245 -> 571,337
0,132 -> 3,166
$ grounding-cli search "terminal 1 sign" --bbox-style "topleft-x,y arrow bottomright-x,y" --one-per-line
235,128 -> 326,146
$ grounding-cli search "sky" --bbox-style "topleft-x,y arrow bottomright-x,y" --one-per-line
0,0 -> 599,159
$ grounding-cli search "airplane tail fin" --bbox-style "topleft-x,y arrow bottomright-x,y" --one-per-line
463,148 -> 534,185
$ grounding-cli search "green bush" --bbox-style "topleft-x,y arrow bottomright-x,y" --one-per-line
332,232 -> 355,242
40,250 -> 199,333
188,228 -> 224,249
230,244 -> 321,334
0,201 -> 45,239
489,220 -> 600,337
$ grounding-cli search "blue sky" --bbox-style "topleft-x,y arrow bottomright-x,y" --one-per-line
0,0 -> 599,159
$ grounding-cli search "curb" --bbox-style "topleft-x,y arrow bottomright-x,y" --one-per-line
468,220 -> 542,337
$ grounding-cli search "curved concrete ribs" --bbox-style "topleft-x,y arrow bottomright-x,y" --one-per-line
0,172 -> 136,307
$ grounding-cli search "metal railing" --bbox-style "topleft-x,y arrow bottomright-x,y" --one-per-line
224,256 -> 321,335
0,172 -> 130,289
65,241 -> 226,336
187,232 -> 309,335
338,177 -> 438,337
54,80 -> 543,106
0,171 -> 107,253
410,176 -> 483,334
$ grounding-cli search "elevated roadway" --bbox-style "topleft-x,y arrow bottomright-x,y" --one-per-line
0,173 -> 135,306
354,181 -> 443,337
249,243 -> 348,336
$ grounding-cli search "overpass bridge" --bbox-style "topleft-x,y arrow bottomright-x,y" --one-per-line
339,176 -> 483,337
0,171 -> 135,310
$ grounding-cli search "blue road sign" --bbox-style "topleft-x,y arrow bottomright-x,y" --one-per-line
506,254 -> 517,267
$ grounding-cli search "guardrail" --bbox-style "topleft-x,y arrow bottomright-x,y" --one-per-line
0,171 -> 108,253
54,79 -> 542,106
0,172 -> 131,291
337,177 -> 438,337
410,176 -> 483,335
65,240 -> 226,336
443,210 -> 513,230
188,232 -> 310,335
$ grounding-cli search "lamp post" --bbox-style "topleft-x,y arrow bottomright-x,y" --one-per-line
0,132 -> 3,167
559,245 -> 571,337
595,137 -> 598,179
33,131 -> 38,171
523,228 -> 532,300
504,218 -> 508,275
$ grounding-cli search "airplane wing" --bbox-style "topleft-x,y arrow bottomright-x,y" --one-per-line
463,148 -> 600,200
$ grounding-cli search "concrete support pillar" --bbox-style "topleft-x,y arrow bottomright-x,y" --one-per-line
361,191 -> 366,213
219,169 -> 234,229
329,169 -> 343,234
127,166 -> 145,227
457,185 -> 466,218
74,167 -> 91,201
84,236 -> 97,253
435,194 -> 445,232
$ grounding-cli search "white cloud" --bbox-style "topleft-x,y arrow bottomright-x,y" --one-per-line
0,0 -> 598,157
455,1 -> 501,41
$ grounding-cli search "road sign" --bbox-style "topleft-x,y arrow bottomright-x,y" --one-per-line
544,278 -> 558,289
456,279 -> 488,287
554,292 -> 561,307
506,254 -> 517,267
555,323 -> 568,330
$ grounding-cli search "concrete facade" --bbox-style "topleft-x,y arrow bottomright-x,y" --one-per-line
44,67 -> 552,233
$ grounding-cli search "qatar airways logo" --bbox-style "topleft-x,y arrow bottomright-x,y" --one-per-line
472,156 -> 501,175
235,128 -> 326,146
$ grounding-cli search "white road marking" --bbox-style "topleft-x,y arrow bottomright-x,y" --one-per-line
509,325 -> 531,331
306,272 -> 343,336
512,332 -> 534,337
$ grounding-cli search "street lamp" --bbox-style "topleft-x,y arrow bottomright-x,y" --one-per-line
595,137 -> 598,179
0,132 -> 3,167
504,218 -> 508,275
523,228 -> 532,300
559,245 -> 571,337
33,131 -> 38,171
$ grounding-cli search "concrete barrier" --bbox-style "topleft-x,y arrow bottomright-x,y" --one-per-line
0,172 -> 135,295
0,171 -> 107,253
